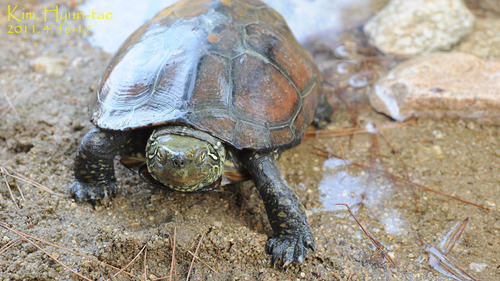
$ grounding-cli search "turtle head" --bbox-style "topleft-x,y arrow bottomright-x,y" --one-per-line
145,127 -> 225,192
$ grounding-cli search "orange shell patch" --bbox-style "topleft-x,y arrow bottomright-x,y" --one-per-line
207,33 -> 220,43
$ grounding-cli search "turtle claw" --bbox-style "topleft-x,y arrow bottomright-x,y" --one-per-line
68,180 -> 117,205
267,233 -> 314,267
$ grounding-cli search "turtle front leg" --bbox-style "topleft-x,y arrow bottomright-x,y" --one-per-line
241,151 -> 314,266
69,128 -> 131,205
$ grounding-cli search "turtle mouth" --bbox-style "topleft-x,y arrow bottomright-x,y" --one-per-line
138,164 -> 222,192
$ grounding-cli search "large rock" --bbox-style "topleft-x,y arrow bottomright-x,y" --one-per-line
454,17 -> 500,59
364,0 -> 475,56
368,52 -> 500,124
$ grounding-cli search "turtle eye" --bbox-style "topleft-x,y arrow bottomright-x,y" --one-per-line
194,148 -> 207,167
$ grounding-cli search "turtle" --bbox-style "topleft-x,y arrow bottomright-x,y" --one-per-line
69,0 -> 333,266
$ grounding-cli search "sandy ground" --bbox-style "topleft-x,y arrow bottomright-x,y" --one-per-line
0,1 -> 499,280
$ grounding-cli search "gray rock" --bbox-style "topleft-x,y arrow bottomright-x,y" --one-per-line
364,0 -> 475,56
369,52 -> 500,124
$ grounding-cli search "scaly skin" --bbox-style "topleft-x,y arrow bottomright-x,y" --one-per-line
69,128 -> 130,205
240,151 -> 314,266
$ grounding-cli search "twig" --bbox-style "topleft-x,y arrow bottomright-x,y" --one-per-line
397,177 -> 488,210
378,132 -> 409,180
7,167 -> 54,194
315,152 -> 488,210
1,167 -> 20,210
112,242 -> 148,278
373,135 -> 407,197
331,85 -> 358,129
0,237 -> 22,254
186,250 -> 218,274
1,85 -> 44,115
338,140 -> 351,175
441,218 -> 469,255
418,234 -> 479,281
0,222 -> 137,278
305,120 -> 414,139
1,91 -> 19,117
186,232 -> 206,281
368,132 -> 379,182
169,227 -> 177,281
0,222 -> 92,280
25,236 -> 92,280
143,247 -> 148,281
0,164 -> 55,196
336,203 -> 396,266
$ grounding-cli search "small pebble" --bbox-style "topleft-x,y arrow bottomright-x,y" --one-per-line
30,56 -> 67,77
469,262 -> 487,272
432,129 -> 444,139
388,252 -> 395,260
431,145 -> 444,159
348,72 -> 369,88
336,62 -> 353,74
466,121 -> 476,130
493,220 -> 500,230
334,45 -> 352,58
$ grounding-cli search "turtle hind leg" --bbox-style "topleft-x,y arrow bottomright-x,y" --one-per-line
240,151 -> 314,266
69,128 -> 131,205
312,92 -> 333,128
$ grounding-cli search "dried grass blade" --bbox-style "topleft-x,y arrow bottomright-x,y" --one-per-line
440,218 -> 469,255
187,250 -> 218,274
0,222 -> 92,281
336,203 -> 396,266
0,237 -> 22,255
0,222 -> 137,278
112,242 -> 147,277
418,236 -> 479,281
186,232 -> 206,281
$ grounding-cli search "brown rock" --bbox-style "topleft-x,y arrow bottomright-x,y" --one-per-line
369,52 -> 500,124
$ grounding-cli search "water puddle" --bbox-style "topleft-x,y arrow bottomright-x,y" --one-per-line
78,0 -> 377,53
317,157 -> 408,236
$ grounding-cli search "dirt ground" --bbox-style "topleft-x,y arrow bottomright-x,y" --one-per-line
0,1 -> 499,280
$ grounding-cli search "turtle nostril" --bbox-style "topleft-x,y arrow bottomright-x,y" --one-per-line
172,157 -> 185,168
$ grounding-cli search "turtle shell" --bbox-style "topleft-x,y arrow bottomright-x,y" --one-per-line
91,0 -> 322,150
